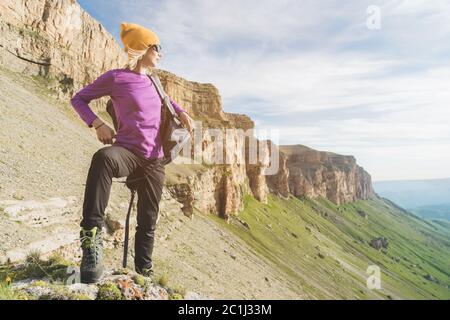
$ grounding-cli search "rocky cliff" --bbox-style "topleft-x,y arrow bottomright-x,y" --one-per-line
277,145 -> 373,205
0,0 -> 126,108
0,0 -> 374,216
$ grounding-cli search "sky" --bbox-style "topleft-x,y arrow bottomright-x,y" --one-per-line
77,0 -> 450,182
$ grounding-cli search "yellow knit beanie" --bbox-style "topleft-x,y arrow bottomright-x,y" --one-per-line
120,22 -> 160,52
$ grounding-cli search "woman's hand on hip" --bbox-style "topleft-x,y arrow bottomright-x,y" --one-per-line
95,122 -> 115,145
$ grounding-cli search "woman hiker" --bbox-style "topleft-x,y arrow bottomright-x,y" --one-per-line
70,22 -> 194,283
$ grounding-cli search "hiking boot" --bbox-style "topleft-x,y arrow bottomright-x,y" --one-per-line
136,265 -> 154,277
80,227 -> 104,283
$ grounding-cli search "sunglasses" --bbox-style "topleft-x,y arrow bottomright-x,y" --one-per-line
149,44 -> 162,53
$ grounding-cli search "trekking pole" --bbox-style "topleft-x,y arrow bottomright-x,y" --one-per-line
123,189 -> 136,268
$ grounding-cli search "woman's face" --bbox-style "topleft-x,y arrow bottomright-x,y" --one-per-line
142,45 -> 162,68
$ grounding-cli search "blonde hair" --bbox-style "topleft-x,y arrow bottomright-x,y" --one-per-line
123,47 -> 155,75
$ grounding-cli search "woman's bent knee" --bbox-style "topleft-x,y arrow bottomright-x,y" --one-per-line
92,147 -> 119,164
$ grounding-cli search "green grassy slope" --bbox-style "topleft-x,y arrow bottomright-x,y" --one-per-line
209,194 -> 450,299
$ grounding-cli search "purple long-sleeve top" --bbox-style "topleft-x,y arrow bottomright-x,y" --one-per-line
70,68 -> 187,159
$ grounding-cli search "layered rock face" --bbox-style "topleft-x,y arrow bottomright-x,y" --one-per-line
277,145 -> 373,205
158,70 -> 227,122
0,0 -> 127,108
0,0 -> 374,216
160,70 -> 263,215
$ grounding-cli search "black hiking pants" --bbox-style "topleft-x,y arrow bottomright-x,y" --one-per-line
81,145 -> 165,271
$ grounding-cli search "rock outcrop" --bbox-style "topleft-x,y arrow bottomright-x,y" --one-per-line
278,145 -> 373,205
4,257 -> 206,300
0,0 -> 374,218
370,237 -> 389,250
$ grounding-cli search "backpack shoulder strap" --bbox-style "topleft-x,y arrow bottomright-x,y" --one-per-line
148,73 -> 179,119
149,73 -> 166,97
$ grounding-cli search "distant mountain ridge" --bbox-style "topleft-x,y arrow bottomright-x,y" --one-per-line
373,178 -> 450,220
412,203 -> 450,221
